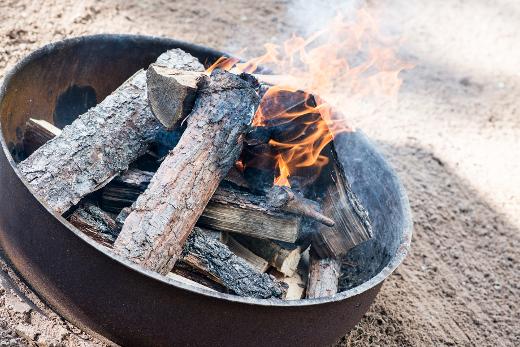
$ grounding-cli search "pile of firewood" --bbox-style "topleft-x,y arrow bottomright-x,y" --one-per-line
18,49 -> 373,300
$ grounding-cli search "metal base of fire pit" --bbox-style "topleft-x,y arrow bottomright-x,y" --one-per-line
0,35 -> 412,346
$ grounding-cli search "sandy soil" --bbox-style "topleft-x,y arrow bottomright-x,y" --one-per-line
0,0 -> 519,346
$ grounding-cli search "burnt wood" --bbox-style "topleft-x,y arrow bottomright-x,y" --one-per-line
182,228 -> 286,299
18,49 -> 204,214
113,70 -> 261,275
68,203 -> 118,248
199,185 -> 302,243
311,150 -> 373,259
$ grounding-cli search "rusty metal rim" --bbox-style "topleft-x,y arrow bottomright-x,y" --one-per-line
0,34 -> 413,307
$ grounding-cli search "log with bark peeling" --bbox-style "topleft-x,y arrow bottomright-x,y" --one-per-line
18,49 -> 204,214
113,69 -> 261,275
306,255 -> 341,298
182,228 -> 286,299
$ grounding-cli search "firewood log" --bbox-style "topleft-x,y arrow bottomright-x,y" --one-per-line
68,203 -> 118,247
233,234 -> 302,277
306,255 -> 341,298
272,270 -> 306,300
22,118 -> 62,156
171,262 -> 227,293
147,66 -> 203,129
181,228 -> 287,299
224,235 -> 269,273
311,149 -> 374,258
198,185 -> 303,243
100,170 -> 306,243
113,70 -> 261,275
166,273 -> 217,292
18,49 -> 204,214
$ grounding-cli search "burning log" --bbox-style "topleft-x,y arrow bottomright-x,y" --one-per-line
68,203 -> 118,247
306,255 -> 341,299
113,70 -> 261,275
311,150 -> 373,259
267,185 -> 334,227
18,49 -> 204,214
232,234 -> 302,277
181,228 -> 287,299
22,118 -> 62,156
199,185 -> 302,243
171,263 -> 227,293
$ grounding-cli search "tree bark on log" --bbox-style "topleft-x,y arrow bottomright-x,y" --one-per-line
18,49 -> 204,214
181,228 -> 286,299
113,70 -> 261,275
306,256 -> 341,298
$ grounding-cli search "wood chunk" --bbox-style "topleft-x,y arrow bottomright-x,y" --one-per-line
18,49 -> 204,214
306,256 -> 341,299
147,66 -> 203,129
233,235 -> 301,277
114,70 -> 260,275
267,185 -> 335,227
225,236 -> 269,273
272,270 -> 306,300
68,204 -> 118,247
22,118 -> 62,156
181,228 -> 286,299
199,185 -> 302,243
312,153 -> 373,258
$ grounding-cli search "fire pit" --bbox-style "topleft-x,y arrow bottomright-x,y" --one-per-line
0,35 -> 412,346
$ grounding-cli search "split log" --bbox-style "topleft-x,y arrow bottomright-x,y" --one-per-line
100,170 -> 306,243
306,256 -> 341,298
68,203 -> 118,247
113,70 -> 261,274
311,152 -> 373,258
233,234 -> 302,277
198,185 -> 302,243
224,235 -> 270,273
22,118 -> 62,156
181,228 -> 286,299
18,49 -> 204,214
272,270 -> 306,300
147,65 -> 203,129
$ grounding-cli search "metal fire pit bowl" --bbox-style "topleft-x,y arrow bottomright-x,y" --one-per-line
0,35 -> 412,346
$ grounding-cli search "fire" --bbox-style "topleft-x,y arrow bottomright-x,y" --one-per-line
209,9 -> 411,187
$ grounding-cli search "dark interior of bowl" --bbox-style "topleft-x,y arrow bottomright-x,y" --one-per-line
0,35 -> 411,346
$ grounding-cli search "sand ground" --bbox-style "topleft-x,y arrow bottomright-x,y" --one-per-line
0,0 -> 518,346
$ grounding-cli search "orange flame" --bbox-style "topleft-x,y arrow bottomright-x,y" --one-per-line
210,10 -> 412,186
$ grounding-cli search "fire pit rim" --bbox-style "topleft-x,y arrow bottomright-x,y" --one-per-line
0,34 -> 413,307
